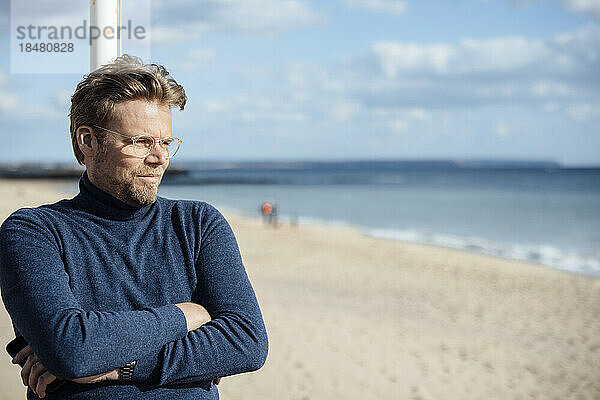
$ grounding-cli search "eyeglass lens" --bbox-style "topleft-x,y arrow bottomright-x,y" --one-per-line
134,136 -> 180,158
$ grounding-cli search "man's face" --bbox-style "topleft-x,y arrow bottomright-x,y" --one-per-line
88,99 -> 172,207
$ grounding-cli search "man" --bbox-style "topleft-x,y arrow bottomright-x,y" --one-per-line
0,55 -> 268,399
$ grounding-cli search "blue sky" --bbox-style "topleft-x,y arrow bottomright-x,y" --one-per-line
1,0 -> 599,165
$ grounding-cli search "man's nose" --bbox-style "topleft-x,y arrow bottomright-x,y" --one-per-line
145,141 -> 169,164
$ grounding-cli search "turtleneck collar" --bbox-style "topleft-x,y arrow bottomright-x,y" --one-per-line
74,171 -> 155,220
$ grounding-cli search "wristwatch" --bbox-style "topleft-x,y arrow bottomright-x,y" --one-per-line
119,360 -> 137,381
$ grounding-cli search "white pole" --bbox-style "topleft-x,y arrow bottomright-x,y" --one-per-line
90,0 -> 120,71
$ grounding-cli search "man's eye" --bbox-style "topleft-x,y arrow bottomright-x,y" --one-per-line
162,138 -> 175,145
137,137 -> 154,147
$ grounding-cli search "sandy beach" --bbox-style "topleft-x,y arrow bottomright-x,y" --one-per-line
0,179 -> 598,400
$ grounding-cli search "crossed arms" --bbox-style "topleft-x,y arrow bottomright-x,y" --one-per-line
0,204 -> 268,397
12,302 -> 216,398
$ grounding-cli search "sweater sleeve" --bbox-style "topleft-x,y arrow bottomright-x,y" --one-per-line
0,209 -> 189,380
131,204 -> 268,386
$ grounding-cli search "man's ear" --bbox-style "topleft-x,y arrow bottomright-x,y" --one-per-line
76,125 -> 97,161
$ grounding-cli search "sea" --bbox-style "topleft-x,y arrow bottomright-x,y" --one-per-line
35,159 -> 572,278
155,161 -> 600,278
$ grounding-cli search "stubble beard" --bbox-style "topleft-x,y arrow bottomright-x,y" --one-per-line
91,160 -> 164,208
120,169 -> 162,207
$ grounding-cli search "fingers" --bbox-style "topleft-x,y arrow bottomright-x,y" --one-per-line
35,371 -> 57,399
21,353 -> 38,386
12,344 -> 34,366
14,346 -> 57,398
28,360 -> 46,393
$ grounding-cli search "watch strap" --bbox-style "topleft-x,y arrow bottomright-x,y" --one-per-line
119,360 -> 137,381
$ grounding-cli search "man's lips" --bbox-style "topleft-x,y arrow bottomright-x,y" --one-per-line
137,174 -> 161,183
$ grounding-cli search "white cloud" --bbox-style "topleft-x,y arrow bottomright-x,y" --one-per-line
152,0 -> 322,43
284,63 -> 347,94
203,100 -> 230,114
20,104 -> 64,121
543,102 -> 560,112
531,81 -> 574,97
343,0 -> 407,15
330,101 -> 361,122
199,94 -> 307,125
474,83 -> 519,99
372,42 -> 455,77
552,24 -> 600,70
385,118 -> 408,132
372,36 -> 550,77
0,73 -> 63,121
539,101 -> 600,121
0,94 -> 62,120
274,25 -> 599,130
567,103 -> 600,121
457,37 -> 548,72
404,108 -> 430,120
55,89 -> 72,109
9,0 -> 86,24
373,107 -> 430,133
0,94 -> 18,112
563,0 -> 600,19
150,26 -> 195,44
363,24 -> 600,114
494,121 -> 509,138
511,0 -> 600,19
178,48 -> 216,73
493,120 -> 521,138
281,63 -> 367,124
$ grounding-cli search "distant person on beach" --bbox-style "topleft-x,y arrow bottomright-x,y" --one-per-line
260,200 -> 279,227
260,201 -> 274,225
0,55 -> 267,399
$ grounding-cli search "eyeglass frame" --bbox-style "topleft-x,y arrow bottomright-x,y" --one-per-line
92,125 -> 182,159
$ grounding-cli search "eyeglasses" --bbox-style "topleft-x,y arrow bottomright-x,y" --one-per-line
93,125 -> 182,159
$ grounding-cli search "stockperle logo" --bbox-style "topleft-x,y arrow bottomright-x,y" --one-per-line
10,0 -> 151,74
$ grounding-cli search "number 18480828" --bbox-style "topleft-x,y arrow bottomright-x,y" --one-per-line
19,42 -> 74,52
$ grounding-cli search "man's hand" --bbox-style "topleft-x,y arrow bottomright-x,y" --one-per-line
13,345 -> 119,398
13,345 -> 58,398
175,302 -> 212,332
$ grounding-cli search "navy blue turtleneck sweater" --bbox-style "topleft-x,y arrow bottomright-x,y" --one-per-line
0,173 -> 268,399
